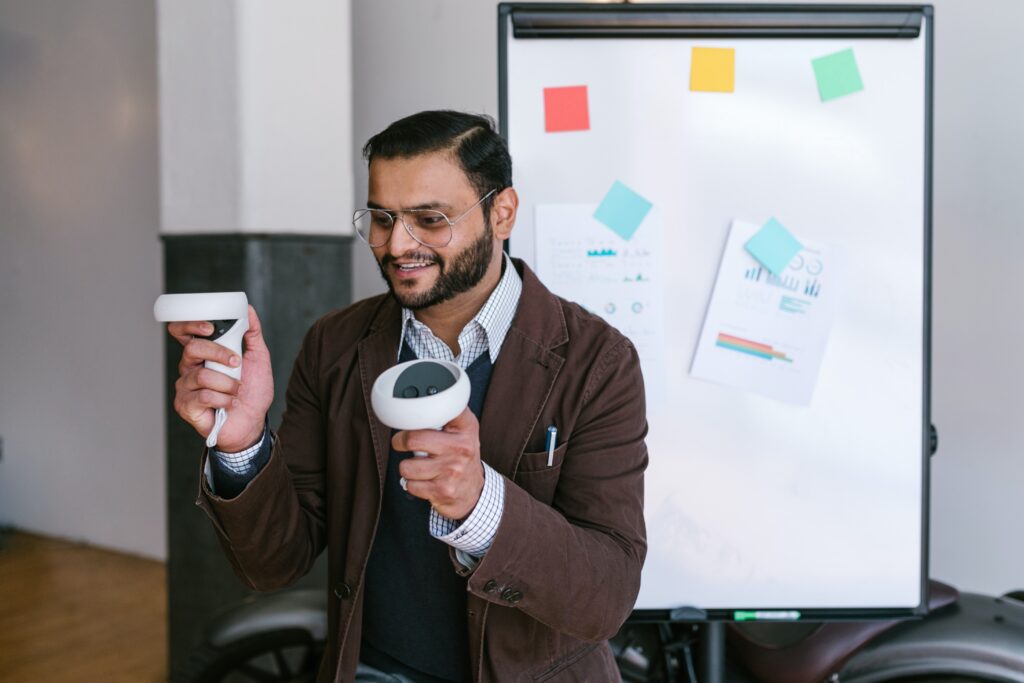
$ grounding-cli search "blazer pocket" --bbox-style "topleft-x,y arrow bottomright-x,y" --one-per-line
513,442 -> 567,505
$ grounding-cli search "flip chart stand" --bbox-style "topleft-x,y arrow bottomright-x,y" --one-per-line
701,623 -> 726,683
646,609 -> 726,683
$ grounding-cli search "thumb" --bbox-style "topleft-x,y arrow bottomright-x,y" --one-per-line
242,305 -> 269,355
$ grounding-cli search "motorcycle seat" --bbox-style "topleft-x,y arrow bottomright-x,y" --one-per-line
727,579 -> 959,683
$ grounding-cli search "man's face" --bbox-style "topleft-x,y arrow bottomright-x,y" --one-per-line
368,153 -> 494,311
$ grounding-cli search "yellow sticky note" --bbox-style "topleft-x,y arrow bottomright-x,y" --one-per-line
690,47 -> 735,93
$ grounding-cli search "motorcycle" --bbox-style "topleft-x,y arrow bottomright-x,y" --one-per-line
180,581 -> 1024,682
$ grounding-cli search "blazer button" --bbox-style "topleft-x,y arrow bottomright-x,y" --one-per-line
509,591 -> 523,604
334,582 -> 352,599
501,587 -> 515,601
483,580 -> 498,593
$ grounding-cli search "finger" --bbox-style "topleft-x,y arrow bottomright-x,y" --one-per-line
397,425 -> 480,460
167,321 -> 214,346
181,387 -> 237,412
399,455 -> 445,483
405,478 -> 459,507
178,337 -> 241,375
403,478 -> 434,502
392,428 -> 448,455
391,430 -> 412,453
179,367 -> 241,396
442,406 -> 478,433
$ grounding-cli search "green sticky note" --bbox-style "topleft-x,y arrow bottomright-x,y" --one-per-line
812,48 -> 864,102
745,218 -> 803,275
593,181 -> 653,241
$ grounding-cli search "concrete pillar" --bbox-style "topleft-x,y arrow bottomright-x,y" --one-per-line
157,1 -> 354,675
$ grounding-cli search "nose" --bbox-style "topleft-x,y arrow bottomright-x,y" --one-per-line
384,213 -> 421,256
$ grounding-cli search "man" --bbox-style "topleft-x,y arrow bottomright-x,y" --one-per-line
166,110 -> 648,682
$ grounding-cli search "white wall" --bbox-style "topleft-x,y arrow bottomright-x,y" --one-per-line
0,0 -> 355,562
0,0 -> 165,559
159,0 -> 354,235
350,0 -> 506,301
350,0 -> 1024,596
157,0 -> 241,234
927,0 -> 1024,594
237,2 -> 353,234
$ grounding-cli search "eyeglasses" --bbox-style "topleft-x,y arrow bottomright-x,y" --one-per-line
352,189 -> 498,248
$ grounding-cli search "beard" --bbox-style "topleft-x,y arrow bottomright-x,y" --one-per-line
377,221 -> 495,310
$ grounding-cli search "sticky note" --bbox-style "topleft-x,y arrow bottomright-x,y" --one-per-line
593,181 -> 653,241
690,47 -> 735,93
745,218 -> 803,275
812,48 -> 864,102
543,85 -> 590,132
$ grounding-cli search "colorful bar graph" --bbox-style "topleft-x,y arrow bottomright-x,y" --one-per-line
715,332 -> 793,362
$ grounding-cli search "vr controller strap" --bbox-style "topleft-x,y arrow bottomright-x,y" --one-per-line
207,407 -> 229,448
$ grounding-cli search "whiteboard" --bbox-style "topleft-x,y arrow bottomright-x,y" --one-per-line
501,4 -> 932,615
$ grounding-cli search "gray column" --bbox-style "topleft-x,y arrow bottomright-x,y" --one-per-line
162,234 -> 352,678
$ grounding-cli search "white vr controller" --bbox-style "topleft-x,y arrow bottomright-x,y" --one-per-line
154,292 -> 249,448
371,359 -> 470,491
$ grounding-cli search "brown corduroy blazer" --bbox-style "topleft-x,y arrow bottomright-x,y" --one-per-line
196,258 -> 648,682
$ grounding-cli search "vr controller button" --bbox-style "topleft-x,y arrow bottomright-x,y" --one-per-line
204,319 -> 237,342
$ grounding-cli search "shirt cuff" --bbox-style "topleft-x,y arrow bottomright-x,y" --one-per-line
429,462 -> 505,559
213,432 -> 267,475
204,425 -> 272,499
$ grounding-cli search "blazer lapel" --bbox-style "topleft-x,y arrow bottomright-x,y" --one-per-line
479,260 -> 568,478
358,297 -> 402,491
479,332 -> 564,478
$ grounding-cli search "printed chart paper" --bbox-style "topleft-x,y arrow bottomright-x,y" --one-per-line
535,204 -> 665,400
691,220 -> 846,405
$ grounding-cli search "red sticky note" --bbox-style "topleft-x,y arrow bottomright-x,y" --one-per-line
543,85 -> 590,133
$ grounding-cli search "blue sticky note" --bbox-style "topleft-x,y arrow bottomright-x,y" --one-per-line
745,218 -> 804,275
593,181 -> 653,241
812,48 -> 864,102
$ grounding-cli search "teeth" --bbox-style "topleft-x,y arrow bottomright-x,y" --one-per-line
398,262 -> 431,270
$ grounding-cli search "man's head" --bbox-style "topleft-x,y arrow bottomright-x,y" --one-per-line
360,111 -> 517,311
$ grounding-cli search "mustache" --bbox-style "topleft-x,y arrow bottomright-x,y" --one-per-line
381,251 -> 441,268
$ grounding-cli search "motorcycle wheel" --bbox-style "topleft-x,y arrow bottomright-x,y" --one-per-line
883,679 -> 1001,683
882,679 -> 1002,682
181,628 -> 325,683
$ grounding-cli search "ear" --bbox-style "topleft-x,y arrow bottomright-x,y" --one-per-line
489,187 -> 519,241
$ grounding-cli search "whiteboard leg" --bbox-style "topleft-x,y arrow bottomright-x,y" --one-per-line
700,622 -> 726,683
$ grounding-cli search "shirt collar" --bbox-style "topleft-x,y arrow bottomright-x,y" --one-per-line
400,251 -> 522,363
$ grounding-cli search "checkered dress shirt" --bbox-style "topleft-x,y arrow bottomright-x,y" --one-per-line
212,252 -> 522,562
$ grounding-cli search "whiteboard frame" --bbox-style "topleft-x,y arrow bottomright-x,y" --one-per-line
498,3 -> 934,621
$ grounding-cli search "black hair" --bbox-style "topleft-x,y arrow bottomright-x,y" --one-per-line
362,110 -> 512,214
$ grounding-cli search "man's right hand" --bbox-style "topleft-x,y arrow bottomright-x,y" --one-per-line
167,305 -> 274,452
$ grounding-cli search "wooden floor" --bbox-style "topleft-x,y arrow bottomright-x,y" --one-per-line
0,530 -> 166,682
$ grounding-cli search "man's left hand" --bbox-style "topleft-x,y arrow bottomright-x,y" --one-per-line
393,407 -> 485,520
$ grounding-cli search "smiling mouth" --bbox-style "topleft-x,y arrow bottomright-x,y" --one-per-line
390,261 -> 438,282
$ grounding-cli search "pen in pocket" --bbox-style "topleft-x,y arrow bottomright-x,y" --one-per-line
546,425 -> 557,467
